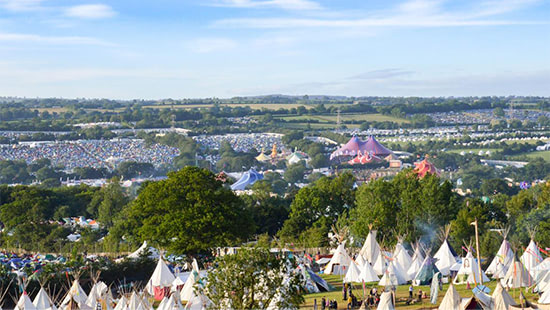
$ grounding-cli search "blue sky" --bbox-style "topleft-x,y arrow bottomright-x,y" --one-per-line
0,0 -> 548,99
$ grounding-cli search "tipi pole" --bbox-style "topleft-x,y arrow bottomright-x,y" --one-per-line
472,218 -> 483,286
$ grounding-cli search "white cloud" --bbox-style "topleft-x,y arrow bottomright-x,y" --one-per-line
0,32 -> 113,46
213,0 -> 545,29
188,38 -> 238,53
65,4 -> 116,19
0,0 -> 43,11
210,0 -> 322,10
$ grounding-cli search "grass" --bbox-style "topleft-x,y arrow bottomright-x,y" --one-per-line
301,274 -> 539,309
517,150 -> 550,161
275,113 -> 410,124
142,103 -> 317,110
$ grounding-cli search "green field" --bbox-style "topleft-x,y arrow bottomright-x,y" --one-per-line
518,150 -> 550,161
143,103 -> 320,110
275,113 -> 410,124
301,274 -> 538,309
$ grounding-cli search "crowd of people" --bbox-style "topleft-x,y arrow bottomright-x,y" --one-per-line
193,133 -> 283,152
0,139 -> 180,170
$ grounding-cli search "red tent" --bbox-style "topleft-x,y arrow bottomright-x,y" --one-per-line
413,158 -> 440,178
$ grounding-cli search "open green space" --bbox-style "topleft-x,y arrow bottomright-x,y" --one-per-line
143,103 -> 317,110
275,113 -> 410,124
301,274 -> 538,309
517,150 -> 550,161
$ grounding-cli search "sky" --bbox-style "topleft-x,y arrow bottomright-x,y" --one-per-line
0,0 -> 549,99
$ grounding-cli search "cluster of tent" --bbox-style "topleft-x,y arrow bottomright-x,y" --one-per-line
321,228 -> 550,308
9,256 -> 211,310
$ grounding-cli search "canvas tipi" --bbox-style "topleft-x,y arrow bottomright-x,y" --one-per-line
392,240 -> 412,274
376,291 -> 395,310
521,237 -> 543,279
343,261 -> 362,283
33,287 -> 57,310
324,243 -> 352,275
493,281 -> 517,310
453,250 -> 490,285
147,257 -> 176,301
359,227 -> 382,265
413,255 -> 440,286
434,226 -> 457,276
378,261 -> 407,286
359,261 -> 380,283
503,258 -> 533,288
15,292 -> 37,310
485,228 -> 515,279
438,283 -> 461,310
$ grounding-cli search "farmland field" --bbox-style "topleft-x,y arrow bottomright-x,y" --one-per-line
275,113 -> 410,124
143,103 -> 321,110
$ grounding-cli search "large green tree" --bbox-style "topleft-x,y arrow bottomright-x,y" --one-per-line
112,166 -> 254,253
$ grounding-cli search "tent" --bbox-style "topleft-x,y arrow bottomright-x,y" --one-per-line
230,168 -> 263,190
485,237 -> 514,279
413,158 -> 440,178
434,239 -> 457,276
413,255 -> 440,286
59,280 -> 90,310
363,136 -> 393,157
521,239 -> 543,279
438,283 -> 461,310
539,277 -> 550,304
372,251 -> 388,276
503,259 -> 533,288
306,270 -> 333,292
113,296 -> 127,310
343,261 -> 362,283
255,149 -> 270,162
359,230 -> 381,266
493,281 -> 517,310
378,261 -> 407,286
147,258 -> 176,301
181,259 -> 201,302
33,287 -> 57,310
359,261 -> 380,283
453,251 -> 490,285
376,291 -> 395,310
85,281 -> 109,308
355,255 -> 366,268
393,242 -> 412,274
330,136 -> 392,160
286,149 -> 308,165
127,241 -> 160,260
15,292 -> 37,310
324,243 -> 352,275
407,243 -> 425,279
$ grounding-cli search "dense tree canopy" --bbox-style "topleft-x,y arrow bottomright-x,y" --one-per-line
111,166 -> 254,253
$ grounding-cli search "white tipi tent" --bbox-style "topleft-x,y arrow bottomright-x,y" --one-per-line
521,239 -> 543,279
492,281 -> 517,310
355,255 -> 366,268
343,261 -> 362,283
539,277 -> 550,304
407,243 -> 424,280
392,241 -> 412,273
434,239 -> 457,276
85,281 -> 109,308
453,251 -> 490,285
359,229 -> 382,265
376,291 -> 395,310
147,257 -> 176,301
359,261 -> 380,283
15,292 -> 37,310
33,287 -> 57,310
180,259 -> 201,302
485,233 -> 514,279
59,279 -> 91,310
127,241 -> 160,260
372,251 -> 387,276
378,261 -> 407,286
324,243 -> 352,275
503,259 -> 533,288
438,283 -> 461,310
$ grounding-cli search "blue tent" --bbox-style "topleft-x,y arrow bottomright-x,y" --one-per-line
230,169 -> 263,190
